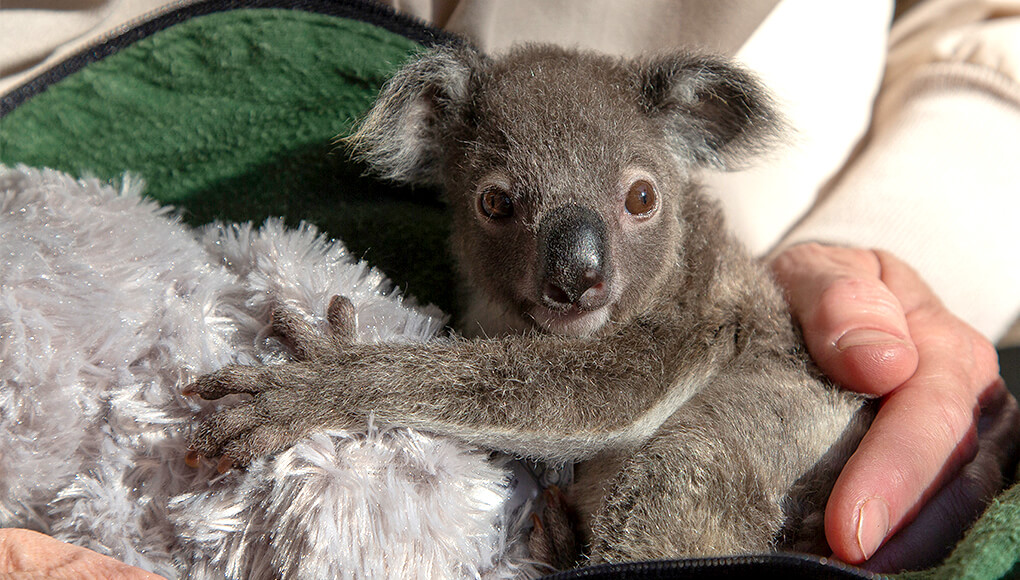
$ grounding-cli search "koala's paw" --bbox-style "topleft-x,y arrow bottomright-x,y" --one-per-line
527,486 -> 582,571
184,295 -> 358,472
273,294 -> 357,361
184,364 -> 319,471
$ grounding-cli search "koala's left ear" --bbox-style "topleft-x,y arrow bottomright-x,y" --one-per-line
633,53 -> 782,170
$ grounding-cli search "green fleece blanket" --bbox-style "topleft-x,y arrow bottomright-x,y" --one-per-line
1,5 -> 459,314
1,3 -> 1016,579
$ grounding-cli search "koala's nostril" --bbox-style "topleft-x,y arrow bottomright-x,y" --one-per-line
580,268 -> 603,291
543,282 -> 573,306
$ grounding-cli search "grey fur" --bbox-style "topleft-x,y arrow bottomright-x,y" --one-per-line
189,45 -> 872,565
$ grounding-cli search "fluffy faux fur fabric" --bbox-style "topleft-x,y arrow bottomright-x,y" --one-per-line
0,165 -> 532,579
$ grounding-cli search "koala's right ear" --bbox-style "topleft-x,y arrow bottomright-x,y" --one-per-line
343,44 -> 484,186
633,52 -> 783,170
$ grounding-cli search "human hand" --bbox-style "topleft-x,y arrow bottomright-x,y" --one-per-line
0,528 -> 165,579
770,243 -> 1020,572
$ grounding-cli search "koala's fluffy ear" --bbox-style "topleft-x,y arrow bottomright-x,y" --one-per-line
633,53 -> 782,170
344,44 -> 485,185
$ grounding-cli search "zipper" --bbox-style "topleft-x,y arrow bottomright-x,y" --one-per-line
537,553 -> 886,580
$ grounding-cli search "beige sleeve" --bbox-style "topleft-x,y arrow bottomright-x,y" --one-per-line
0,0 -> 190,96
775,0 -> 1020,342
386,0 -> 780,57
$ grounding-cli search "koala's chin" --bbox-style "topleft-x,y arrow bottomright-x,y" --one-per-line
531,304 -> 611,338
462,292 -> 613,339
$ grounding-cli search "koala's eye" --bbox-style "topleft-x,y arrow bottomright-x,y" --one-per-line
479,187 -> 514,219
625,180 -> 656,216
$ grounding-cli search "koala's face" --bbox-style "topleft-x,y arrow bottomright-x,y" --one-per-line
348,44 -> 778,337
443,50 -> 686,337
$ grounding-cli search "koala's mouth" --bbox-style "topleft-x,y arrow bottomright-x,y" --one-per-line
530,304 -> 612,337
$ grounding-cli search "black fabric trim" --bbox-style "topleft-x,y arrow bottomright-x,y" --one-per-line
0,0 -> 462,117
538,553 -> 884,580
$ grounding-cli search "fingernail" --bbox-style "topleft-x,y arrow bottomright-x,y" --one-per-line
836,330 -> 906,352
856,497 -> 890,560
182,384 -> 196,397
184,449 -> 201,468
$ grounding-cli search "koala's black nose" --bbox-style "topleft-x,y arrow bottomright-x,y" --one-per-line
538,205 -> 611,309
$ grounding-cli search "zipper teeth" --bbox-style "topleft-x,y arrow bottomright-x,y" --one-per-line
538,553 -> 885,579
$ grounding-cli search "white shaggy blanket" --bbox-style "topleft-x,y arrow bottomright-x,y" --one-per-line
0,165 -> 533,579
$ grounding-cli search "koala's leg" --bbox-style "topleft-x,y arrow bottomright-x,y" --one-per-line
528,486 -> 582,571
585,426 -> 783,562
584,367 -> 868,562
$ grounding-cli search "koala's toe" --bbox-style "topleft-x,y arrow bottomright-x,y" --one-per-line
327,295 -> 357,345
184,365 -> 269,400
189,402 -> 264,459
528,486 -> 581,570
220,423 -> 303,468
272,306 -> 324,360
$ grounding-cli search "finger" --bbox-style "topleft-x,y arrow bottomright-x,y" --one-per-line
824,312 -> 1000,563
327,295 -> 357,346
183,365 -> 270,399
0,528 -> 164,579
860,382 -> 1019,572
826,380 -> 979,563
770,243 -> 918,395
862,462 -> 994,572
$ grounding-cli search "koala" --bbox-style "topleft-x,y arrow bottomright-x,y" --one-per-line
186,44 -> 874,565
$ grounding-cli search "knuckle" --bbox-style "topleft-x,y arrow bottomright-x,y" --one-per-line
812,275 -> 903,330
968,335 -> 1000,379
930,322 -> 1000,391
772,243 -> 876,280
925,387 -> 979,454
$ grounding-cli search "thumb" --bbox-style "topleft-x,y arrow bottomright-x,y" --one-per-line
769,243 -> 918,396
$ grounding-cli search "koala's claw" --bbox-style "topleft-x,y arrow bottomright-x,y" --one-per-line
272,295 -> 357,361
216,456 -> 235,474
528,486 -> 581,570
183,450 -> 236,474
184,449 -> 202,468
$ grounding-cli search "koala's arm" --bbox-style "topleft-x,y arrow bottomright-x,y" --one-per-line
187,304 -> 720,466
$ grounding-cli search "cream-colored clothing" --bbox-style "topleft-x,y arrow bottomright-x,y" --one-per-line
2,0 -> 1019,342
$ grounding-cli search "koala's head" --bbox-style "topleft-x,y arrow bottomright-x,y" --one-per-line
347,44 -> 779,337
